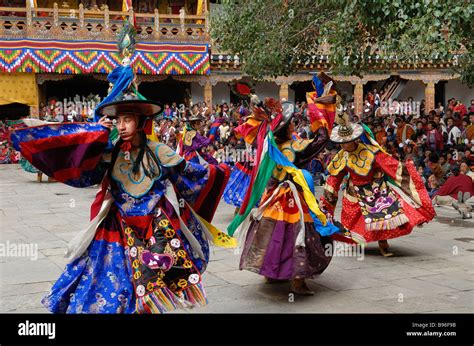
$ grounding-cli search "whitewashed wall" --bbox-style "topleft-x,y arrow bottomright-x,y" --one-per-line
255,82 -> 279,100
445,79 -> 474,106
213,82 -> 231,106
190,82 -> 204,104
288,87 -> 295,102
338,82 -> 354,100
396,80 -> 425,101
191,81 -> 280,106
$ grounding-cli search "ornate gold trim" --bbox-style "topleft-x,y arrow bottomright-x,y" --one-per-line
328,143 -> 379,177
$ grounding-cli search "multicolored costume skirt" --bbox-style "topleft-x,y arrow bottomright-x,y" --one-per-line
239,181 -> 334,280
42,198 -> 209,314
223,162 -> 252,208
339,168 -> 435,244
20,157 -> 39,173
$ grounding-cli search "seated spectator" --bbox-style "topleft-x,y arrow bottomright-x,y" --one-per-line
460,161 -> 474,182
447,151 -> 457,165
435,102 -> 444,116
428,175 -> 439,198
415,120 -> 425,136
374,122 -> 387,147
439,154 -> 451,176
425,121 -> 444,152
446,117 -> 461,147
432,165 -> 473,219
428,153 -> 445,185
464,150 -> 474,166
386,141 -> 398,158
395,117 -> 414,144
433,114 -> 447,138
460,117 -> 470,143
307,153 -> 326,186
219,120 -> 231,142
407,141 -> 420,162
453,100 -> 467,118
467,113 -> 474,142
386,127 -> 396,143
417,164 -> 427,185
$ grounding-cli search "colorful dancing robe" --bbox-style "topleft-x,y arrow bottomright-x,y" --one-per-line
181,129 -> 218,165
223,151 -> 253,208
321,142 -> 435,244
223,114 -> 263,208
237,128 -> 340,280
20,157 -> 39,173
223,139 -> 253,208
12,123 -> 231,313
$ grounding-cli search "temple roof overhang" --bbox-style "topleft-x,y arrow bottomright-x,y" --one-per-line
209,53 -> 463,75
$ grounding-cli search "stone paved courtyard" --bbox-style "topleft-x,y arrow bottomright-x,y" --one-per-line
0,164 -> 473,313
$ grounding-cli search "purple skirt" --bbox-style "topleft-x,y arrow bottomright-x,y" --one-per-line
240,218 -> 333,280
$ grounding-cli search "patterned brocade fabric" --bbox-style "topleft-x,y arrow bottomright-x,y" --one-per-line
39,133 -> 229,313
327,143 -> 379,177
11,123 -> 110,187
272,139 -> 313,181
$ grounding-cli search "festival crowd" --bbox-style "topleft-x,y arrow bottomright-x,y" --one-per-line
152,97 -> 474,195
2,95 -> 474,213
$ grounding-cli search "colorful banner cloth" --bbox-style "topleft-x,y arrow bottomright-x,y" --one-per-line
0,39 -> 210,75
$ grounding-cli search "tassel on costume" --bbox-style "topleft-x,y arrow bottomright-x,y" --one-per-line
135,283 -> 207,314
365,213 -> 409,231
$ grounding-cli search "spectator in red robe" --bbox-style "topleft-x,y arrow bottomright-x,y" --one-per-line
425,121 -> 444,151
453,100 -> 467,118
432,165 -> 473,218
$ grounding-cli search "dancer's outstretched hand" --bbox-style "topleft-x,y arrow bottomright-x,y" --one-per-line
98,115 -> 113,130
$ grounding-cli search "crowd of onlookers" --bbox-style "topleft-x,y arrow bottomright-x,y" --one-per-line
0,120 -> 22,164
320,95 -> 474,217
3,94 -> 474,217
159,96 -> 474,217
356,98 -> 474,193
156,97 -> 474,183
155,101 -> 249,154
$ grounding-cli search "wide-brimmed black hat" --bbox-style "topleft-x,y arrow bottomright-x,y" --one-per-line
97,92 -> 162,118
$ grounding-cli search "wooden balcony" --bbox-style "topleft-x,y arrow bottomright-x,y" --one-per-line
0,3 -> 209,43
